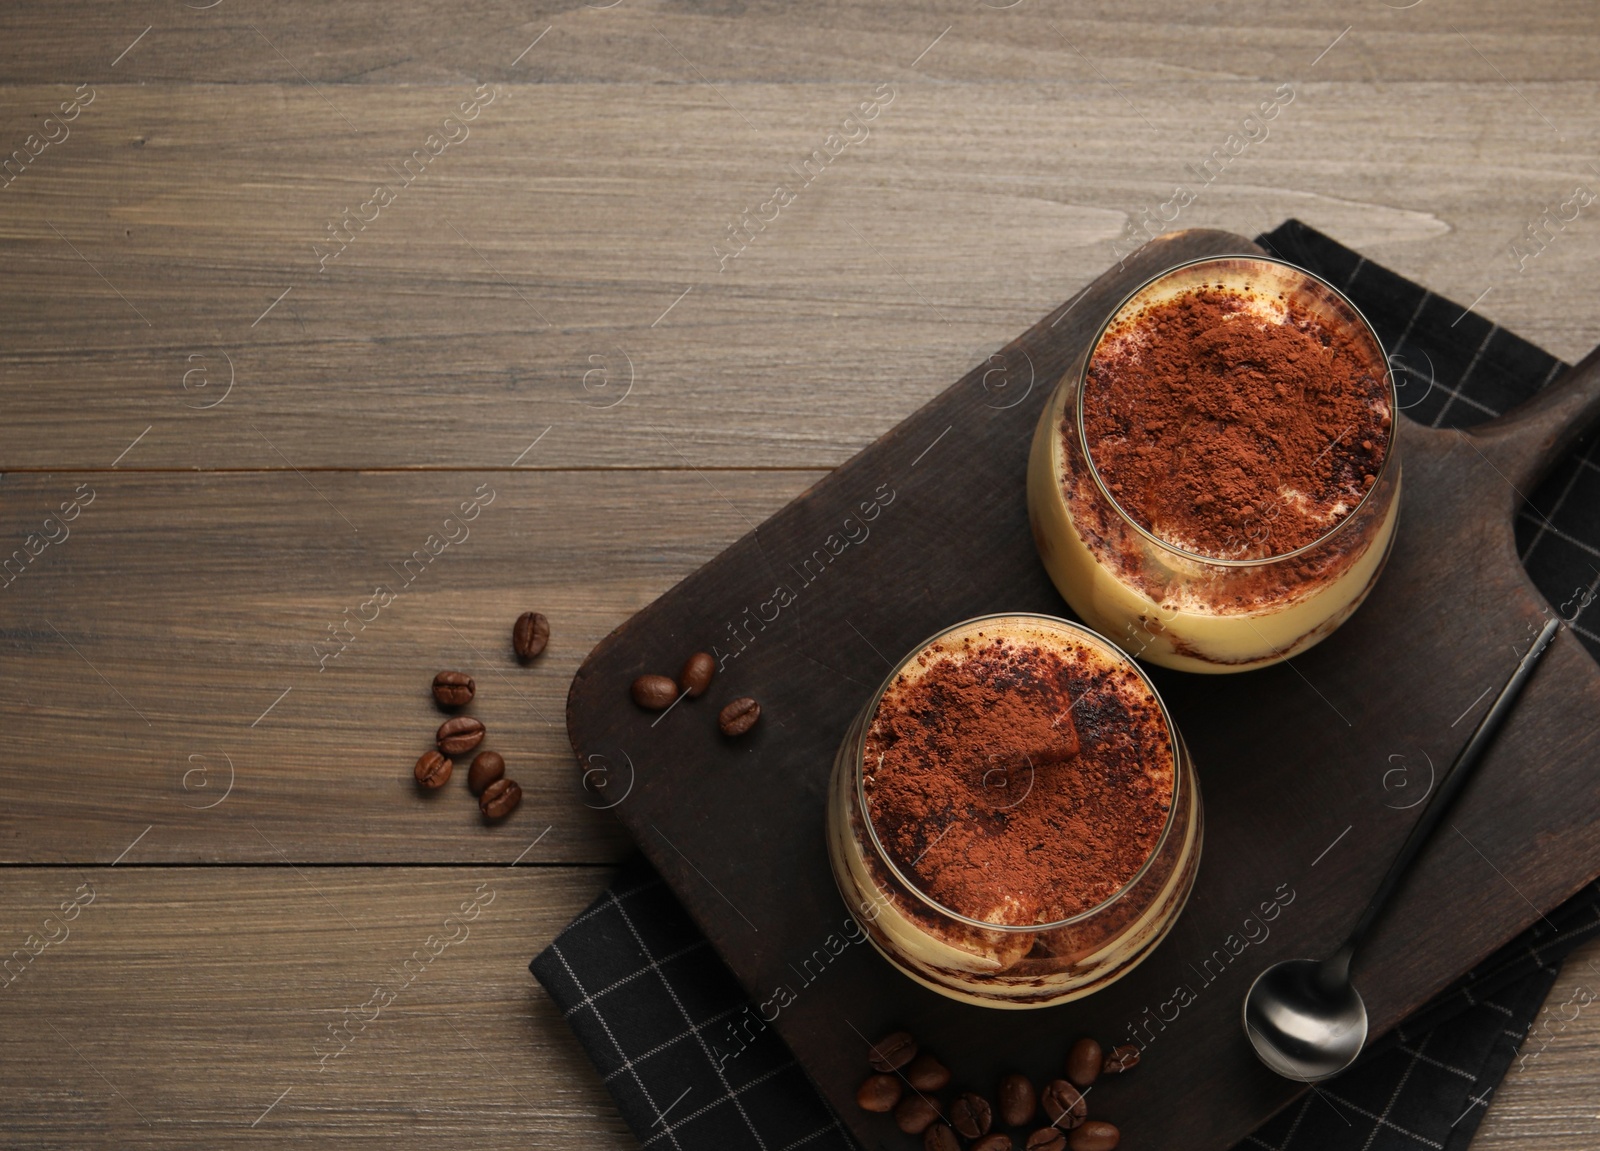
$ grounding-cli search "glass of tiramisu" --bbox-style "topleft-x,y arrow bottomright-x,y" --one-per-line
826,613 -> 1202,1008
1027,255 -> 1401,672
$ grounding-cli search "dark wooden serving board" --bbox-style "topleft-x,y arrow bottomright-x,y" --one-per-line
565,229 -> 1600,1150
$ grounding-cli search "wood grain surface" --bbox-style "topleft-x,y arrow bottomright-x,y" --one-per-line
0,468 -> 806,864
0,866 -> 635,1149
3,0 -> 1599,1146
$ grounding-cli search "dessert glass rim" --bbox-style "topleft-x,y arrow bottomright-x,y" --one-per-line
852,611 -> 1184,933
1071,252 -> 1399,570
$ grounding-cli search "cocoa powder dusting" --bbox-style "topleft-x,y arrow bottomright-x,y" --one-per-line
863,631 -> 1174,924
1081,287 -> 1391,559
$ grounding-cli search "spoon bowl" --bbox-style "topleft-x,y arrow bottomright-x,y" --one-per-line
1241,615 -> 1561,1081
1243,958 -> 1368,1082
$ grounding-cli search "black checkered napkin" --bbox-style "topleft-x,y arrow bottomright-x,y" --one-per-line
535,861 -> 1600,1151
533,221 -> 1600,1151
1240,877 -> 1600,1151
531,855 -> 855,1151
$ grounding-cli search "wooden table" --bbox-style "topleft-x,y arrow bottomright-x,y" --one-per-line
1,2 -> 1596,1145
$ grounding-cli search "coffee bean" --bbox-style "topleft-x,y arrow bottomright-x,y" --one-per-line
479,777 -> 522,820
1025,1129 -> 1066,1151
513,612 -> 550,661
437,715 -> 486,755
1101,1045 -> 1141,1075
972,1135 -> 1016,1151
1039,1080 -> 1087,1129
718,696 -> 761,737
431,670 -> 475,708
906,1054 -> 951,1092
894,1094 -> 941,1135
855,1073 -> 902,1113
867,1030 -> 917,1072
1066,1038 -> 1103,1088
997,1073 -> 1037,1126
1067,1121 -> 1119,1151
924,1123 -> 961,1151
468,750 -> 505,795
631,674 -> 678,710
679,651 -> 716,698
414,750 -> 453,789
950,1092 -> 992,1139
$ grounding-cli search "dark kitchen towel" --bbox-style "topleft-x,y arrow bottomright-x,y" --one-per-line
532,219 -> 1600,1151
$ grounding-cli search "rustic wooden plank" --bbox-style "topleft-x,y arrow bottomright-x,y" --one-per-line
0,468 -> 811,864
0,80 -> 1596,470
0,864 -> 635,1149
0,2 -> 1595,84
1476,936 -> 1600,1147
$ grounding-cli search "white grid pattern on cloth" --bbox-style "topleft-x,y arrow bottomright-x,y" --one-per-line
1388,287 -> 1432,358
1521,466 -> 1591,559
1429,323 -> 1500,428
607,882 -> 849,1151
606,886 -> 774,1151
1416,374 -> 1501,420
547,938 -> 689,1151
1518,508 -> 1600,563
1241,960 -> 1563,1151
1394,1045 -> 1477,1083
560,873 -> 666,934
601,1001 -> 747,1085
564,938 -> 713,1020
639,1060 -> 804,1149
538,879 -> 851,1151
1319,1097 -> 1442,1151
1296,1044 -> 1444,1151
1360,1034 -> 1432,1151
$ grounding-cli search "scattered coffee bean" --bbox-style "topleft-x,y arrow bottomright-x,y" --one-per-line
972,1135 -> 1015,1151
1066,1038 -> 1103,1088
479,777 -> 522,820
906,1054 -> 951,1092
1067,1121 -> 1119,1151
997,1072 -> 1037,1126
1101,1045 -> 1141,1075
679,651 -> 716,698
856,1073 -> 902,1113
894,1094 -> 941,1135
431,670 -> 475,708
924,1123 -> 961,1151
631,674 -> 678,710
1039,1080 -> 1087,1129
1025,1129 -> 1066,1151
867,1030 -> 917,1072
513,612 -> 550,661
468,750 -> 505,795
437,715 -> 486,755
414,750 -> 453,789
718,696 -> 761,737
950,1092 -> 992,1139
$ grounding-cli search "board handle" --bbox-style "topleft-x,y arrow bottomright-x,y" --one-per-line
1468,342 -> 1600,497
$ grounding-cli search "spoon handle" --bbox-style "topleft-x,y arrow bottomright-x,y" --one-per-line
1322,614 -> 1563,987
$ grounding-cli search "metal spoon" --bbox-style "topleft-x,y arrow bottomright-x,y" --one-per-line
1243,614 -> 1563,1081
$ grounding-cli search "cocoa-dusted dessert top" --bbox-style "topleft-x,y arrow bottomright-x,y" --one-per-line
862,624 -> 1174,925
1080,285 -> 1391,560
